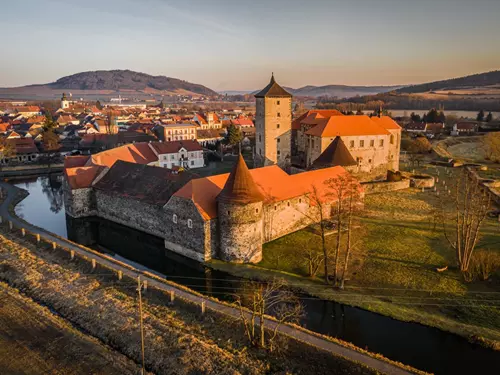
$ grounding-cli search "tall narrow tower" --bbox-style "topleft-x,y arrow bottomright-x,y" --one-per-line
254,74 -> 292,168
61,93 -> 70,109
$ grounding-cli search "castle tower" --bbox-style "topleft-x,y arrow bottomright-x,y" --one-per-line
254,74 -> 292,168
217,154 -> 265,263
61,93 -> 70,109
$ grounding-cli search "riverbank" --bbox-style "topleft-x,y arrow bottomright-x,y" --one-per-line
210,166 -> 500,351
0,228 -> 406,375
0,181 -> 424,375
0,163 -> 64,179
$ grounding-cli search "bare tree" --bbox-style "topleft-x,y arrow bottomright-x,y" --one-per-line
0,137 -> 15,169
441,168 -> 491,279
234,278 -> 303,352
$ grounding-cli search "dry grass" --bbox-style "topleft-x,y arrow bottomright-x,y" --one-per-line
0,229 -> 377,375
0,282 -> 141,375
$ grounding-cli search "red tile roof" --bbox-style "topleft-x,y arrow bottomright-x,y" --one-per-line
64,155 -> 91,168
6,138 -> 38,154
88,142 -> 157,168
371,116 -> 402,130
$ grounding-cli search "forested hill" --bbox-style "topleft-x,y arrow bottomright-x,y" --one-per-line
395,70 -> 500,94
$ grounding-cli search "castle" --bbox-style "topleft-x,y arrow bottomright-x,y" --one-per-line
63,75 -> 401,264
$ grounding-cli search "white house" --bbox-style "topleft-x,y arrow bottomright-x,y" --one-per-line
149,140 -> 204,169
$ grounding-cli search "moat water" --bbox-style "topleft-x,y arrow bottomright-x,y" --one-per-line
12,175 -> 500,375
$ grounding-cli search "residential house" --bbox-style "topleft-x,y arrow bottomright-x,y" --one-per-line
193,112 -> 222,129
1,138 -> 39,164
158,123 -> 198,142
149,140 -> 204,169
451,122 -> 478,136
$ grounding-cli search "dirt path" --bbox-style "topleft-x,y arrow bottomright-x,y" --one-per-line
0,181 -> 417,375
0,284 -> 140,375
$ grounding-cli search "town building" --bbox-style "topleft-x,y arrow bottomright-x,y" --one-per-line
451,122 -> 478,136
157,123 -> 198,142
193,112 -> 222,129
149,140 -> 204,169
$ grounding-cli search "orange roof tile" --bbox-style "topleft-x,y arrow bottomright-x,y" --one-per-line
88,143 -> 157,168
305,115 -> 390,137
292,110 -> 343,130
371,116 -> 401,130
174,163 -> 357,221
64,155 -> 91,168
65,166 -> 103,189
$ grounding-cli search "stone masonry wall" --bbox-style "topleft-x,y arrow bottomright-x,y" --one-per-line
63,178 -> 97,218
95,190 -> 169,239
263,195 -> 332,242
361,179 -> 410,194
163,196 -> 211,262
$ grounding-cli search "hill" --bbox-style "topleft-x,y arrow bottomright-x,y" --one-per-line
0,70 -> 218,100
249,84 -> 402,98
395,70 -> 500,94
286,84 -> 403,98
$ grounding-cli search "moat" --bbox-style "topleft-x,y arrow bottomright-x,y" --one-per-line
12,175 -> 500,375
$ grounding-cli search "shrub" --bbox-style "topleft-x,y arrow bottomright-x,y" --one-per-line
467,251 -> 500,281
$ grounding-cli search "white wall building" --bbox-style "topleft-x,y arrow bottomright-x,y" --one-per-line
149,140 -> 204,169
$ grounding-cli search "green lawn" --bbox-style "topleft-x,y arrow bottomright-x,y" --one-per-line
212,165 -> 500,349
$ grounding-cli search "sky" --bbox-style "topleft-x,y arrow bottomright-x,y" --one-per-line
1,0 -> 499,91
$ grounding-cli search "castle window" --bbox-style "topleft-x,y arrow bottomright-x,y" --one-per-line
299,198 -> 302,203
187,219 -> 193,228
259,134 -> 261,142
390,134 -> 394,144
369,159 -> 372,163
277,138 -> 280,143
172,214 -> 177,224
274,205 -> 277,210
287,202 -> 290,207
277,100 -> 280,105
277,150 -> 281,156
277,112 -> 281,117
359,140 -> 364,147
227,211 -> 230,215
350,140 -> 354,148
255,208 -> 259,213
277,124 -> 280,129
380,139 -> 384,147
370,139 -> 374,147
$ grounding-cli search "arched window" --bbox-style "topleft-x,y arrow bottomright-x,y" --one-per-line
187,219 -> 193,228
172,214 -> 177,224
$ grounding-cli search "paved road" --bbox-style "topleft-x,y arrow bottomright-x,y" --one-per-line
0,181 -> 416,375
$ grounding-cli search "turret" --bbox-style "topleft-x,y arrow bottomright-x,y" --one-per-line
217,154 -> 264,263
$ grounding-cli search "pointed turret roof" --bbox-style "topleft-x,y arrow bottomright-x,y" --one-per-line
310,136 -> 357,170
217,154 -> 265,204
254,74 -> 292,98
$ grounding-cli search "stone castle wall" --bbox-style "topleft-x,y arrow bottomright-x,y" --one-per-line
63,179 -> 97,218
361,179 -> 410,194
163,196 -> 211,262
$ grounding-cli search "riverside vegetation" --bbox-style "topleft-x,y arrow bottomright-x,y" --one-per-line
0,227 -> 385,375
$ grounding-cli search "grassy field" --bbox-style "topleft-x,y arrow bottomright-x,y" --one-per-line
212,165 -> 500,349
447,142 -> 486,162
0,283 -> 141,375
0,228 -> 380,375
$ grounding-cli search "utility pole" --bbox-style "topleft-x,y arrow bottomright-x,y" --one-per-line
137,276 -> 146,375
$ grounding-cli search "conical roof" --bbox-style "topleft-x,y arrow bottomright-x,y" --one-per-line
254,74 -> 292,98
310,136 -> 357,169
217,154 -> 265,204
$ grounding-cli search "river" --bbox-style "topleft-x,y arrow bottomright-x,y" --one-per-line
12,175 -> 500,375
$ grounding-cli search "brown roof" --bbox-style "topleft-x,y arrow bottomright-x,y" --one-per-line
217,154 -> 265,204
311,137 -> 357,169
93,160 -> 196,206
254,74 -> 292,98
6,138 -> 38,154
149,140 -> 202,154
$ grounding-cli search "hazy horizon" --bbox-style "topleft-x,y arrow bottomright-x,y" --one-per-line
1,0 -> 499,91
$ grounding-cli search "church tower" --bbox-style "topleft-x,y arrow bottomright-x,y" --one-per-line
254,74 -> 292,168
61,93 -> 70,109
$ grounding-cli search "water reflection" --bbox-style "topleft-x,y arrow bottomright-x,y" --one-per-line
12,176 -> 500,375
